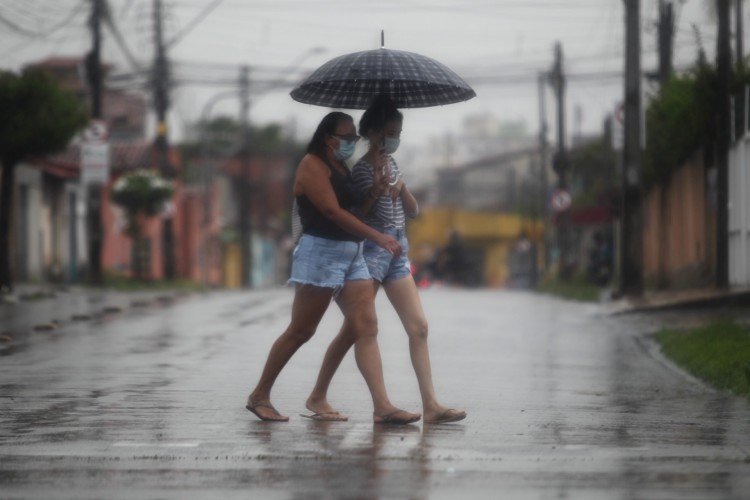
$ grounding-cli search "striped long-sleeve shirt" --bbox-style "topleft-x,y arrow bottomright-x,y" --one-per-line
351,156 -> 419,229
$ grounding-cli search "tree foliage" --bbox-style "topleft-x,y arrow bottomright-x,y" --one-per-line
568,133 -> 617,208
179,116 -> 300,157
111,169 -> 174,237
0,69 -> 87,293
643,59 -> 716,186
0,69 -> 87,165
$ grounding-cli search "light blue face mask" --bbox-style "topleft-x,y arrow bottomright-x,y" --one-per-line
384,137 -> 400,154
333,139 -> 356,161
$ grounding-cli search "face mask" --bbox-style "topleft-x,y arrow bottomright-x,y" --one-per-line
332,139 -> 356,161
384,137 -> 400,154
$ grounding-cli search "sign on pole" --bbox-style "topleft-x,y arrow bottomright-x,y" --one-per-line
81,119 -> 110,185
612,102 -> 624,151
550,188 -> 572,213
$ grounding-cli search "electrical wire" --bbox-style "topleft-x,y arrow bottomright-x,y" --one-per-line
103,0 -> 144,70
167,0 -> 224,47
0,0 -> 86,38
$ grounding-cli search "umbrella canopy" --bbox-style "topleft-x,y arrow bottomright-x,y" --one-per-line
290,48 -> 476,109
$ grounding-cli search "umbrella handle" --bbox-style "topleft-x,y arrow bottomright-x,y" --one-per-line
381,30 -> 385,48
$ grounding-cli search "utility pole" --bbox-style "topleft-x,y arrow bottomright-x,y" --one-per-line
549,42 -> 570,280
717,0 -> 731,288
736,0 -> 745,138
657,0 -> 674,85
737,0 -> 744,63
152,0 -> 175,280
238,65 -> 252,288
537,72 -> 550,272
85,0 -> 104,286
621,0 -> 643,295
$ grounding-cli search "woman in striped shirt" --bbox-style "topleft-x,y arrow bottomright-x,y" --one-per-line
304,96 -> 466,425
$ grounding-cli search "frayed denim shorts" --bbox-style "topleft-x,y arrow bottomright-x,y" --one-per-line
363,226 -> 412,283
288,234 -> 371,291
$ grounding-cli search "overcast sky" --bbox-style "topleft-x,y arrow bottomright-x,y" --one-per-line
0,1 -> 723,155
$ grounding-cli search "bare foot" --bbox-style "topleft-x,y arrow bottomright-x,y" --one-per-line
246,398 -> 289,422
424,406 -> 466,424
305,397 -> 348,421
373,408 -> 421,425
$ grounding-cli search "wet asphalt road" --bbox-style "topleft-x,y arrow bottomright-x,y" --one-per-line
1,288 -> 749,499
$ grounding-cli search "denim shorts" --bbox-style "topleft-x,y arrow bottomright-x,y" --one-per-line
363,226 -> 412,283
288,234 -> 371,290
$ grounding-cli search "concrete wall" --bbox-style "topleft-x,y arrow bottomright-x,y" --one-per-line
13,165 -> 44,282
642,152 -> 715,289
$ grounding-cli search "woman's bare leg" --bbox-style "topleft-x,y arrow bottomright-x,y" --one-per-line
305,318 -> 356,415
247,285 -> 333,421
306,282 -> 380,415
335,279 -> 420,422
383,275 -> 465,422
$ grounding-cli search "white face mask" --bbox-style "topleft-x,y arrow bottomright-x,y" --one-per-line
384,137 -> 400,154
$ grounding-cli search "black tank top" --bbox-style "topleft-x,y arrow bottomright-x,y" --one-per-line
296,162 -> 362,242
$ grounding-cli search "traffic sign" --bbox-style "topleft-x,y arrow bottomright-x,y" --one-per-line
550,189 -> 572,213
81,142 -> 110,185
81,119 -> 110,185
83,119 -> 109,143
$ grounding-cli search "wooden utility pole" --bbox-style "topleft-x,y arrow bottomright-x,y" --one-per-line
239,65 -> 252,288
537,72 -> 550,272
716,0 -> 731,288
657,0 -> 674,85
86,0 -> 104,286
621,0 -> 643,295
736,0 -> 745,138
549,42 -> 570,280
153,0 -> 175,280
737,0 -> 744,62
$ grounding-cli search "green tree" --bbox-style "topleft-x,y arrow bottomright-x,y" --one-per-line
111,170 -> 174,280
180,116 -> 299,157
0,69 -> 88,293
568,131 -> 618,209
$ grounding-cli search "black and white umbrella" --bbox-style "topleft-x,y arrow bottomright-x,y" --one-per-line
290,34 -> 476,109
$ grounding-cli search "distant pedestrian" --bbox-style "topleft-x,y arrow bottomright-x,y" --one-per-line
246,111 -> 420,424
305,96 -> 466,424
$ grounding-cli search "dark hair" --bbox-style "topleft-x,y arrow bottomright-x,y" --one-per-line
307,112 -> 353,159
359,94 -> 403,137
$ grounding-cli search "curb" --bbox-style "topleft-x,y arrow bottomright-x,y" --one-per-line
605,288 -> 750,315
0,287 -> 195,356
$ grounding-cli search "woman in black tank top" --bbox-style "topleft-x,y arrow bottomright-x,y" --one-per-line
245,112 -> 420,425
307,96 -> 466,425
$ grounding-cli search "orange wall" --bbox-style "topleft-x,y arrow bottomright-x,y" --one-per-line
642,152 -> 716,288
100,179 -> 222,283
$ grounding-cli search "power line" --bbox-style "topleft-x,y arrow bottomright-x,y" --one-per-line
167,0 -> 224,47
0,0 -> 86,38
102,0 -> 143,70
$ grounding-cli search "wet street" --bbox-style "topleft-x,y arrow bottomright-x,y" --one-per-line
1,287 -> 749,499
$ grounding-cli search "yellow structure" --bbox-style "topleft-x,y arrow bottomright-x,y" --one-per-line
407,207 -> 544,287
223,243 -> 242,289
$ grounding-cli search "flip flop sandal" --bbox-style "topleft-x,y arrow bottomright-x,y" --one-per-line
246,401 -> 288,422
300,412 -> 348,422
425,409 -> 467,424
373,409 -> 421,425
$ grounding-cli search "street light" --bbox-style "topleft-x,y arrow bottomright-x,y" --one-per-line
198,47 -> 328,287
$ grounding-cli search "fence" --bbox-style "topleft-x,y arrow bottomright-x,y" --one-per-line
729,125 -> 750,288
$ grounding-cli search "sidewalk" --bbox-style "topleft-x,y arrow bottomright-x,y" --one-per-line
604,285 -> 750,315
0,283 -> 192,356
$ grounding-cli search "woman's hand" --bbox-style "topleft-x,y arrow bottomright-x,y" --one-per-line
388,178 -> 405,199
370,149 -> 390,197
375,233 -> 402,257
